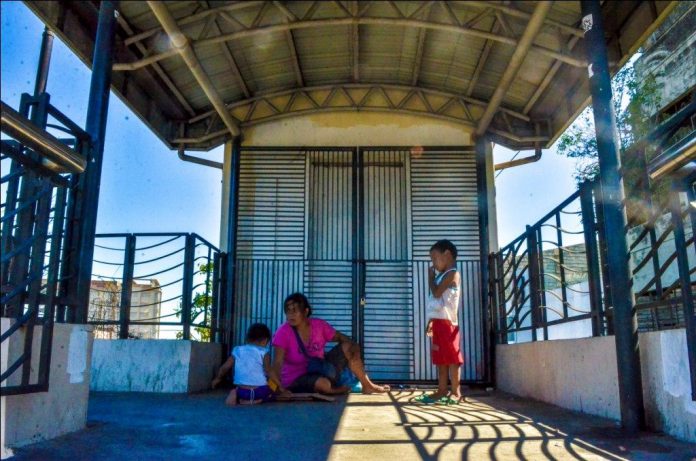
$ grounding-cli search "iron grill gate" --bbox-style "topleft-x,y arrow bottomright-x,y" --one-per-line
234,147 -> 485,382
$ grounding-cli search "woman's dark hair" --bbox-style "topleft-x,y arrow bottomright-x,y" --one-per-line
283,292 -> 312,317
430,239 -> 458,259
246,323 -> 271,343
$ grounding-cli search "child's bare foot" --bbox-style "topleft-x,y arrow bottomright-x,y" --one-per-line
225,389 -> 238,406
362,383 -> 390,394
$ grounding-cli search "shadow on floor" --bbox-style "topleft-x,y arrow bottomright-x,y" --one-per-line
8,389 -> 696,460
10,390 -> 348,461
327,389 -> 696,461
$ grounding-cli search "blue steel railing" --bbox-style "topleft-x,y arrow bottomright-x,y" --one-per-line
1,93 -> 89,396
489,181 -> 605,344
88,233 -> 227,342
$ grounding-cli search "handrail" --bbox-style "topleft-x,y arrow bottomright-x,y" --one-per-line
1,100 -> 86,173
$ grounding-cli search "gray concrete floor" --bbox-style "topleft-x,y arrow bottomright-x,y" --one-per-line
8,389 -> 696,460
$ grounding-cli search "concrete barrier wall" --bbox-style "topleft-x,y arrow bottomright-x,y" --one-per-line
1,321 -> 93,455
496,329 -> 696,442
90,339 -> 222,393
496,336 -> 621,420
640,329 -> 696,442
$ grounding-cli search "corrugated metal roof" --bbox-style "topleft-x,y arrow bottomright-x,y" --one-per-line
25,1 -> 678,151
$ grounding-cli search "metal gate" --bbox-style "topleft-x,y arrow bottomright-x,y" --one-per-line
233,147 -> 486,382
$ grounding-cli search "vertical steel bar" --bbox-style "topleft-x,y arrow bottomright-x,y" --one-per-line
669,182 -> 696,400
1,161 -> 22,305
475,136 -> 492,380
182,234 -> 195,340
224,137 -> 241,348
73,0 -> 118,323
581,0 -> 644,432
34,27 -> 54,96
556,212 -> 569,319
496,252 -> 507,344
536,227 -> 548,340
580,181 -> 604,336
210,251 -> 220,343
118,235 -> 135,339
594,182 -> 614,335
351,148 -> 359,341
37,186 -> 66,389
527,225 -> 540,341
204,244 -> 211,329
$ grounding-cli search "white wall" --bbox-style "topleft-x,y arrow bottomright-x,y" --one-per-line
496,329 -> 696,442
640,329 -> 696,442
496,336 -> 620,420
90,339 -> 222,393
1,321 -> 93,455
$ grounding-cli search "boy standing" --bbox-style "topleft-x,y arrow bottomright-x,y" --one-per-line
417,239 -> 464,404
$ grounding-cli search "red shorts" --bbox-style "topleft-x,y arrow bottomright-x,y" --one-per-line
431,319 -> 464,365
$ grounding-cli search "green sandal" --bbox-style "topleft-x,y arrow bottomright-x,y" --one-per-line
413,394 -> 439,404
439,397 -> 460,405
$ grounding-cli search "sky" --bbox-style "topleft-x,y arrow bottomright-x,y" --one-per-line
0,1 -> 581,249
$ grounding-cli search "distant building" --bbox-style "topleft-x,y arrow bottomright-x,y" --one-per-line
88,279 -> 162,339
633,1 -> 696,119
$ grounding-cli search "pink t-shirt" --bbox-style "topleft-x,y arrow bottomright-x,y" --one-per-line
272,318 -> 336,388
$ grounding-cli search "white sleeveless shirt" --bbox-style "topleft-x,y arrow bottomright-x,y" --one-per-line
232,344 -> 268,386
426,268 -> 460,325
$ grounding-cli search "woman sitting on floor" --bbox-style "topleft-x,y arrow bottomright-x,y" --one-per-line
268,292 -> 390,396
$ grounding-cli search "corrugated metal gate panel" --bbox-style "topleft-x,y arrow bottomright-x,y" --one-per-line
237,150 -> 305,259
233,259 -> 304,345
410,149 -> 484,381
410,150 -> 479,260
363,150 -> 409,260
233,147 -> 486,382
305,149 -> 355,342
363,262 -> 414,380
306,150 -> 353,261
360,149 -> 414,379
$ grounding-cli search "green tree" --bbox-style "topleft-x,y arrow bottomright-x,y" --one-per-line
176,261 -> 214,341
556,59 -> 667,222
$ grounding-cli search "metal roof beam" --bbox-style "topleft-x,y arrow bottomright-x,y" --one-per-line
113,16 -> 587,72
147,1 -> 240,137
460,1 -> 585,38
476,1 -> 551,136
117,13 -> 195,117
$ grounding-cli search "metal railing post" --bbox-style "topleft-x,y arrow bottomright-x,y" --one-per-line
182,234 -> 195,340
496,252 -> 508,344
526,225 -> 540,341
118,235 -> 135,339
580,181 -> 604,336
211,251 -> 221,343
669,181 -> 696,400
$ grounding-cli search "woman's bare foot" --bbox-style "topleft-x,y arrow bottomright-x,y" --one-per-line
362,383 -> 391,394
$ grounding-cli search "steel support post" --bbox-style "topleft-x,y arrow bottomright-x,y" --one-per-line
71,1 -> 118,323
118,235 -> 135,339
181,234 -> 195,340
34,27 -> 54,96
223,137 -> 241,348
475,136 -> 492,381
670,181 -> 696,400
526,225 -> 540,341
581,0 -> 644,432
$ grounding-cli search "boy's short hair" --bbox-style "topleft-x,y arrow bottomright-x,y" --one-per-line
246,323 -> 271,342
283,292 -> 312,317
430,239 -> 458,259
